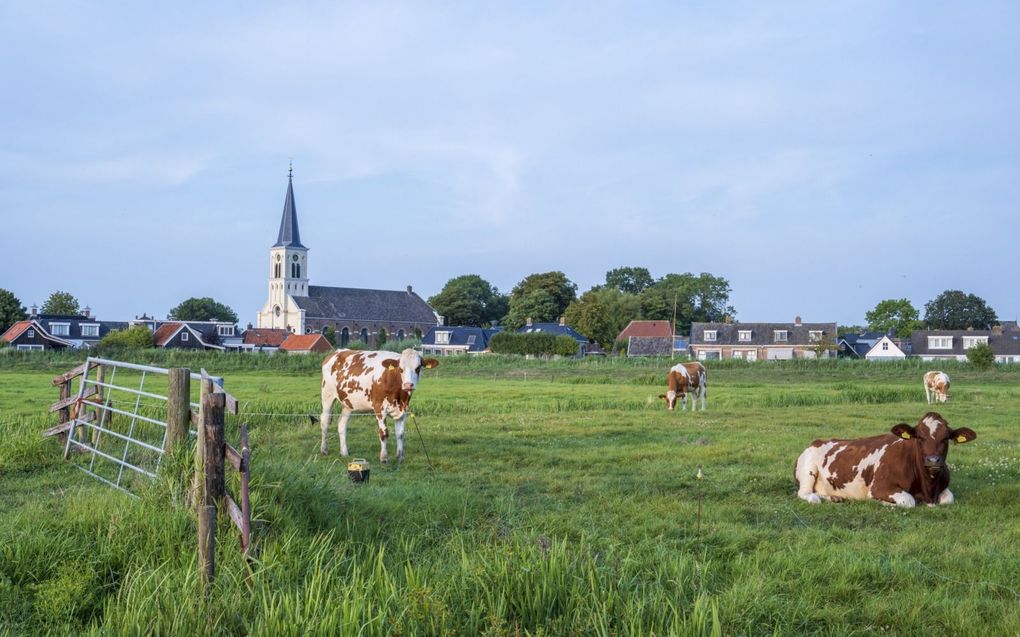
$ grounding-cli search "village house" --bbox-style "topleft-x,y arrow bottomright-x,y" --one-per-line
614,320 -> 687,357
839,332 -> 910,360
1,306 -> 126,351
421,326 -> 502,356
518,317 -> 602,356
279,333 -> 333,354
689,317 -> 838,360
911,322 -> 1020,363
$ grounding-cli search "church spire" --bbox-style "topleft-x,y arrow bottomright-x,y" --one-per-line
274,163 -> 305,248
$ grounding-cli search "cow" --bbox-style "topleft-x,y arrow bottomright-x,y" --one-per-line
658,362 -> 707,411
794,412 -> 976,507
319,348 -> 439,464
924,371 -> 950,404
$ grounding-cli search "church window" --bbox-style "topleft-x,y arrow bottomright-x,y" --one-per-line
360,328 -> 369,344
274,306 -> 281,317
397,330 -> 405,341
340,328 -> 350,347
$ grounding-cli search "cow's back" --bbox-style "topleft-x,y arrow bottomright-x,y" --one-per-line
797,434 -> 914,501
322,349 -> 400,412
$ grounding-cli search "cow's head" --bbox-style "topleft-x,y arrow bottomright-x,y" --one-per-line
891,412 -> 976,472
383,348 -> 439,392
658,372 -> 688,410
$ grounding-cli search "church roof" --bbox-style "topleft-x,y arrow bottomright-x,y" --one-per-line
273,168 -> 305,249
294,286 -> 438,324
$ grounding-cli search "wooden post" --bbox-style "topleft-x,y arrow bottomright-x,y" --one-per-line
198,505 -> 216,586
165,368 -> 191,453
202,388 -> 226,505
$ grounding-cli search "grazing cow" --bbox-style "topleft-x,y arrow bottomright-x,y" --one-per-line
794,412 -> 976,507
658,362 -> 707,411
320,348 -> 439,463
924,371 -> 950,404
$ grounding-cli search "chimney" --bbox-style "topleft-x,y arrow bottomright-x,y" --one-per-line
559,316 -> 566,326
82,306 -> 91,318
526,317 -> 533,327
406,285 -> 413,294
724,315 -> 732,324
30,304 -> 38,318
992,324 -> 1003,335
795,315 -> 802,326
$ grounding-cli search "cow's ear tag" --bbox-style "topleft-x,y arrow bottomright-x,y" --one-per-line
956,435 -> 967,443
900,432 -> 911,439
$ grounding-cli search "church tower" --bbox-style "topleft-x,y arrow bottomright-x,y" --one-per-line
257,165 -> 309,332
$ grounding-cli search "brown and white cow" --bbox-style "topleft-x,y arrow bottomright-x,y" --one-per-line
319,348 -> 439,463
794,412 -> 976,507
924,370 -> 950,404
658,362 -> 707,411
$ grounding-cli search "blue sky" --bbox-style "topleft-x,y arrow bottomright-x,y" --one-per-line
3,2 -> 1018,326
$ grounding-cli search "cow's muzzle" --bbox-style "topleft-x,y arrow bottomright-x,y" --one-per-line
924,455 -> 945,469
402,382 -> 415,392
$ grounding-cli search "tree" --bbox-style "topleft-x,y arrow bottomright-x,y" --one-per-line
924,290 -> 997,330
41,291 -> 80,316
0,288 -> 27,333
563,287 -> 641,347
605,267 -> 654,295
639,272 -> 735,334
809,333 -> 839,359
322,325 -> 337,346
428,275 -> 509,327
503,272 -> 577,330
966,342 -> 995,370
865,298 -> 925,337
168,297 -> 239,324
98,325 -> 154,349
377,328 -> 388,346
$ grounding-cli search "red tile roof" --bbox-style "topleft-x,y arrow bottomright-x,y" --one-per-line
280,334 -> 333,352
243,328 -> 290,347
152,322 -> 184,347
616,320 -> 673,341
1,320 -> 32,342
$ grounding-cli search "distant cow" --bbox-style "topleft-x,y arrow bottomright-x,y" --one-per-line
320,348 -> 439,464
924,371 -> 950,404
658,362 -> 707,411
794,412 -> 976,507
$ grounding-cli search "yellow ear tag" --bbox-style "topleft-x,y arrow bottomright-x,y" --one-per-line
956,435 -> 967,443
901,432 -> 911,439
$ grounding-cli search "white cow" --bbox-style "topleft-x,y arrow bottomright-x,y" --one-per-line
924,371 -> 950,404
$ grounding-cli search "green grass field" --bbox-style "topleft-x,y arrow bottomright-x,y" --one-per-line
1,352 -> 1018,636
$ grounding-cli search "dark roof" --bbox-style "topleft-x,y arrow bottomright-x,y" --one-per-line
273,169 -> 305,249
690,322 -> 837,346
911,328 -> 1020,357
22,314 -> 124,343
517,322 -> 590,343
422,326 -> 502,352
294,286 -> 439,324
840,332 -> 889,357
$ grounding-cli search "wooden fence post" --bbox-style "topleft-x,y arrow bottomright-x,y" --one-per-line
240,424 -> 251,557
198,505 -> 216,586
203,390 -> 226,505
165,368 -> 191,453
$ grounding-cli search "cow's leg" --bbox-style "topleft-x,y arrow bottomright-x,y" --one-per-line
376,414 -> 389,464
887,491 -> 916,508
393,413 -> 408,462
337,408 -> 353,457
937,489 -> 955,505
924,383 -> 931,404
795,454 -> 822,504
320,396 -> 334,455
699,383 -> 706,411
680,394 -> 687,412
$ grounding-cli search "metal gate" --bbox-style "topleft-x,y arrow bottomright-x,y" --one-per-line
61,357 -> 220,496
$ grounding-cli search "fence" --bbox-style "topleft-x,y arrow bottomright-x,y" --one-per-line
46,357 -> 252,584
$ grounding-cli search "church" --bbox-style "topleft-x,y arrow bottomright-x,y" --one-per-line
256,168 -> 440,346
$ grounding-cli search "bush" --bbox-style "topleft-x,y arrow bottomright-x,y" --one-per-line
98,325 -> 154,350
966,342 -> 995,369
489,332 -> 581,357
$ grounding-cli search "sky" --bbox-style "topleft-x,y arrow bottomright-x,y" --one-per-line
2,2 -> 1018,327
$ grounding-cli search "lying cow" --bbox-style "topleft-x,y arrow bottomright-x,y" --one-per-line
924,370 -> 950,404
794,412 -> 976,507
320,348 -> 439,464
658,362 -> 707,411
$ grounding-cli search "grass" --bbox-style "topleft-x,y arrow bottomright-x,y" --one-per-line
1,353 -> 1019,635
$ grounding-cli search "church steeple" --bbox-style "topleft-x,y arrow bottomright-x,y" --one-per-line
273,163 -> 305,248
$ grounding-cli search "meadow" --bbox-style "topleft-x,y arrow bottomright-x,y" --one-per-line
1,351 -> 1018,636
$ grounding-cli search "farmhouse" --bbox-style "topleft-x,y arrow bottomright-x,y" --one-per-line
421,326 -> 502,356
839,332 -> 910,360
1,307 -> 126,351
911,322 -> 1020,363
255,168 -> 440,345
615,319 -> 687,357
689,317 -> 838,360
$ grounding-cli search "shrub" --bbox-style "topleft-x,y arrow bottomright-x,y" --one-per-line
966,342 -> 995,369
98,325 -> 154,350
489,332 -> 581,357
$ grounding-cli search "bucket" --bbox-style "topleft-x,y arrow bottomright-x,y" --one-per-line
348,459 -> 370,483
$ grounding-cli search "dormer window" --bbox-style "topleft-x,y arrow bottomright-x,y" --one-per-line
928,336 -> 952,350
218,325 -> 235,337
962,336 -> 988,349
703,330 -> 717,342
808,330 -> 823,342
738,330 -> 751,342
81,324 -> 100,337
435,331 -> 451,345
466,335 -> 476,345
49,322 -> 70,336
774,330 -> 788,342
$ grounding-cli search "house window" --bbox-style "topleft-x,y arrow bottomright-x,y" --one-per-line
435,331 -> 451,345
774,330 -> 788,342
360,328 -> 369,344
27,329 -> 36,338
17,344 -> 44,351
738,330 -> 751,342
703,330 -> 717,342
808,330 -> 823,342
218,325 -> 235,337
50,322 -> 70,336
80,324 -> 100,337
466,335 -> 477,345
181,332 -> 190,342
882,341 -> 889,351
962,336 -> 988,349
928,336 -> 952,350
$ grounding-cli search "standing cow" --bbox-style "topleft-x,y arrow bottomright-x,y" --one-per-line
794,412 -> 976,507
320,348 -> 439,464
924,371 -> 950,404
658,362 -> 707,411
